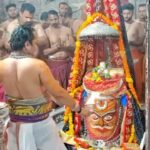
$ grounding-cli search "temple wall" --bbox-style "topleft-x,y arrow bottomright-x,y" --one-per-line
0,0 -> 85,22
0,0 -> 147,22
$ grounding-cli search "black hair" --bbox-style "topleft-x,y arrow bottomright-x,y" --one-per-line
48,10 -> 58,16
138,3 -> 146,8
40,12 -> 48,21
9,24 -> 34,51
67,7 -> 73,18
5,3 -> 16,12
20,3 -> 35,14
59,2 -> 69,7
122,3 -> 134,11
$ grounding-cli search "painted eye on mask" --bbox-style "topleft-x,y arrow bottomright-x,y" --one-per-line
91,114 -> 99,121
103,114 -> 113,122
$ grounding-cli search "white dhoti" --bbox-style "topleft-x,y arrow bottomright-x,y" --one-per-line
4,116 -> 67,150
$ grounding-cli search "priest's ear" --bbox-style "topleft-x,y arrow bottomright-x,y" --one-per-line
24,41 -> 32,52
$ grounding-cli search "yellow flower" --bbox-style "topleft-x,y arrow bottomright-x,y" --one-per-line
76,41 -> 80,47
128,125 -> 135,143
126,77 -> 133,83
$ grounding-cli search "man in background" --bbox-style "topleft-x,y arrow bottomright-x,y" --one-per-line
137,4 -> 147,23
1,24 -> 82,150
44,10 -> 75,91
3,3 -> 49,56
0,3 -> 49,103
58,2 -> 84,39
58,2 -> 69,25
136,3 -> 147,97
137,3 -> 147,28
122,3 -> 146,102
40,11 -> 49,29
63,6 -> 83,39
0,3 -> 18,31
122,3 -> 135,32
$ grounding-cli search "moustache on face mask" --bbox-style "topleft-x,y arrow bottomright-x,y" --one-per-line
91,124 -> 113,130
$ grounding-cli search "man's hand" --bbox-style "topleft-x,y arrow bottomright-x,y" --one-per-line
72,102 -> 92,117
43,48 -> 51,56
43,42 -> 61,56
80,107 -> 92,117
52,42 -> 61,49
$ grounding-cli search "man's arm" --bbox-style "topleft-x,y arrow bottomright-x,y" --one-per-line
34,24 -> 49,50
59,28 -> 75,53
72,19 -> 83,38
38,61 -> 79,111
0,20 -> 9,31
67,28 -> 75,47
3,20 -> 18,51
1,30 -> 12,51
43,29 -> 62,56
43,43 -> 61,56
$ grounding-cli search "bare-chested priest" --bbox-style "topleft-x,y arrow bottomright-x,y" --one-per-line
0,24 -> 85,150
44,10 -> 75,89
0,3 -> 18,31
122,3 -> 146,102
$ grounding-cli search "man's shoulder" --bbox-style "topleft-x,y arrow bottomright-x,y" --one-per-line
0,20 -> 10,29
132,20 -> 142,26
45,27 -> 49,32
61,25 -> 72,32
19,58 -> 47,72
73,19 -> 83,24
7,19 -> 19,34
33,22 -> 47,37
33,21 -> 42,28
31,58 -> 47,66
8,19 -> 19,27
31,59 -> 49,73
134,19 -> 146,27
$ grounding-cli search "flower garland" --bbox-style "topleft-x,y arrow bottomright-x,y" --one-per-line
64,86 -> 83,136
128,124 -> 135,143
64,12 -> 140,136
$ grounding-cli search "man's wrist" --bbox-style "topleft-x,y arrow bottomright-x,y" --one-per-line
72,102 -> 81,113
77,105 -> 81,113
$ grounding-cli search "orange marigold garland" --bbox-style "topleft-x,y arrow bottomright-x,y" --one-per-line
64,12 -> 140,136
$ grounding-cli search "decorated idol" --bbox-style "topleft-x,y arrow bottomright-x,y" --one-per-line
63,21 -> 144,149
81,62 -> 129,148
62,0 -> 145,149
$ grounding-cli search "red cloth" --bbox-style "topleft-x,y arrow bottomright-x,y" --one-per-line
47,58 -> 72,89
130,49 -> 144,101
0,84 -> 6,102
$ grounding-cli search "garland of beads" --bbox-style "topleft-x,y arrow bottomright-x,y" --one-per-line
9,52 -> 31,59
